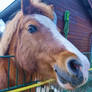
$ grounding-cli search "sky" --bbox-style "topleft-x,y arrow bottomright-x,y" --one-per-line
0,19 -> 5,32
0,0 -> 15,12
0,0 -> 15,32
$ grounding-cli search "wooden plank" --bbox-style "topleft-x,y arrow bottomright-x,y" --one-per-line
44,0 -> 92,52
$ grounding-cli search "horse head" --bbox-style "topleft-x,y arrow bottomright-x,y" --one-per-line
2,0 -> 90,90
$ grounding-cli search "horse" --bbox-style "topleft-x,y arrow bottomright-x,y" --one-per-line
0,0 -> 90,91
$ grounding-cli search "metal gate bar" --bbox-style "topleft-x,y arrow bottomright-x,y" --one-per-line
0,52 -> 92,92
0,55 -> 39,92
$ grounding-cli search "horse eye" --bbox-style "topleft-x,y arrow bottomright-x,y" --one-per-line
28,25 -> 37,33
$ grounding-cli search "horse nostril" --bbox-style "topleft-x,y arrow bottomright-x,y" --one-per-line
67,59 -> 82,76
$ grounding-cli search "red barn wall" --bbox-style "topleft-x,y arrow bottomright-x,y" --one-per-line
44,0 -> 92,52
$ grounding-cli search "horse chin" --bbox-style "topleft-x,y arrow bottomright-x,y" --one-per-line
55,69 -> 87,90
56,72 -> 74,90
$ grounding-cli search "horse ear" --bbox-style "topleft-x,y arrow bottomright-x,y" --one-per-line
21,0 -> 54,20
50,4 -> 54,10
21,0 -> 32,15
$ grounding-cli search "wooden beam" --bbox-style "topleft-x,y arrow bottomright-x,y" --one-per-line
82,0 -> 92,19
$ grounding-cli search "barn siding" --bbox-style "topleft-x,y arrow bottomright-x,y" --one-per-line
44,0 -> 92,52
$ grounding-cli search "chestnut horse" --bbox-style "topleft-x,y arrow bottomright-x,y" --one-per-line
0,0 -> 90,91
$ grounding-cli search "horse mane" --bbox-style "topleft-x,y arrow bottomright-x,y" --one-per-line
0,12 -> 22,56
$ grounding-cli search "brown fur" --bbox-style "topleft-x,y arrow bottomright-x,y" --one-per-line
0,0 -> 87,91
0,0 -> 56,91
0,12 -> 22,56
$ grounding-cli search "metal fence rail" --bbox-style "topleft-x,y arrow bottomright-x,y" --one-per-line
0,52 -> 92,92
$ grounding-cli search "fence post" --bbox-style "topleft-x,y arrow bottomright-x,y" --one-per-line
8,57 -> 10,89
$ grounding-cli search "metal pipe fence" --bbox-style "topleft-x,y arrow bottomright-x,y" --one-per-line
0,52 -> 92,92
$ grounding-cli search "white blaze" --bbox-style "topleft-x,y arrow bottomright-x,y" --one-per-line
34,14 -> 90,87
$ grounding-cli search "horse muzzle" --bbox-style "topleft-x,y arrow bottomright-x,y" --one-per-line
53,58 -> 88,90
